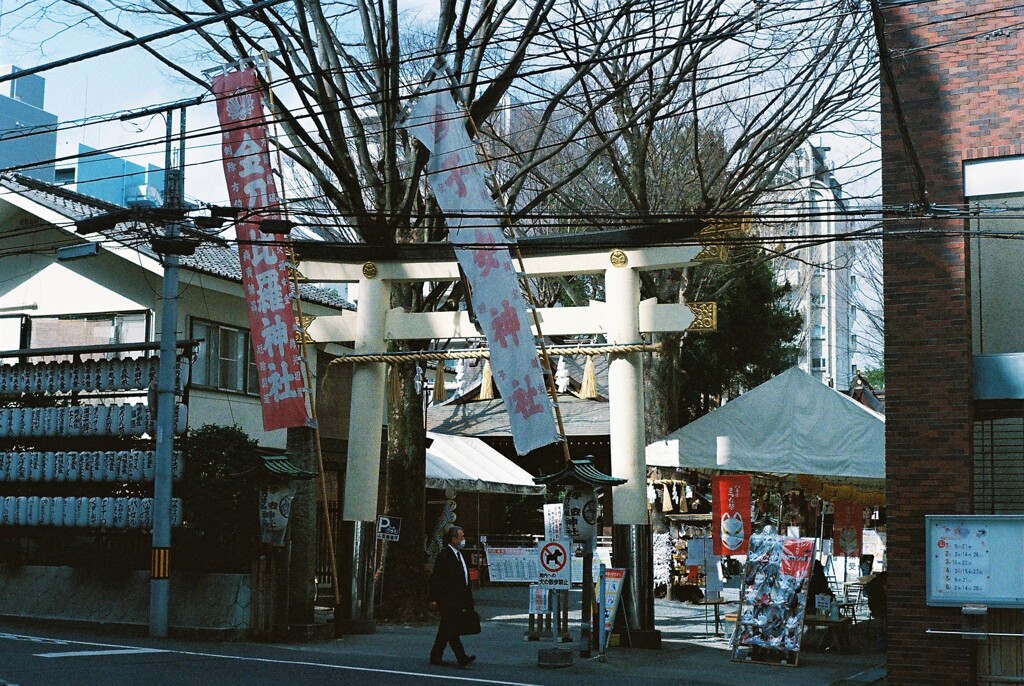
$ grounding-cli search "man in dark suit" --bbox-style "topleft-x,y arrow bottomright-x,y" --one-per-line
428,525 -> 476,667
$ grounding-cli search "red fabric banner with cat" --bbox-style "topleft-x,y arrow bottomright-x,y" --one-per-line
832,499 -> 863,557
712,474 -> 751,555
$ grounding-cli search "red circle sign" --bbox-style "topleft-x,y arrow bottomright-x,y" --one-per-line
540,541 -> 568,573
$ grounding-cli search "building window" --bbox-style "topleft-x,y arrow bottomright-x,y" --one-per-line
811,358 -> 827,370
28,311 -> 149,361
812,294 -> 827,307
191,319 -> 259,395
812,325 -> 827,339
850,304 -> 858,317
54,167 -> 76,185
850,334 -> 858,350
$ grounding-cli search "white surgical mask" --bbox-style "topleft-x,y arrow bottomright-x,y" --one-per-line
458,539 -> 466,550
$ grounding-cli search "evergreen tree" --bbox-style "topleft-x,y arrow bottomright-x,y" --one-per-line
646,245 -> 803,435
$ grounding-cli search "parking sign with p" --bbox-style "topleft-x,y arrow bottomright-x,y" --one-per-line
376,514 -> 401,541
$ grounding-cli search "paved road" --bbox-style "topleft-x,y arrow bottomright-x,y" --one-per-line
0,628 -> 552,686
0,584 -> 886,686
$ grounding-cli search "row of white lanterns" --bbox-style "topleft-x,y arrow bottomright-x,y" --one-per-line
0,496 -> 182,529
0,403 -> 188,438
0,450 -> 183,483
0,357 -> 186,395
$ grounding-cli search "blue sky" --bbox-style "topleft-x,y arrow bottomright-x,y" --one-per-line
1,1 -> 878,208
0,0 -> 442,208
1,4 -> 234,205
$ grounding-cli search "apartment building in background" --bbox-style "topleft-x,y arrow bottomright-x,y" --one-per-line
767,141 -> 859,390
2,67 -> 165,208
0,66 -> 58,183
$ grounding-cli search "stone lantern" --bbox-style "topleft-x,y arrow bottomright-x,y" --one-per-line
535,457 -> 625,660
250,452 -> 317,641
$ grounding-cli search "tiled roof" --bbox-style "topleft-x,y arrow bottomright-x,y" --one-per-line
533,458 -> 626,487
0,172 -> 122,220
426,396 -> 610,437
0,173 -> 352,311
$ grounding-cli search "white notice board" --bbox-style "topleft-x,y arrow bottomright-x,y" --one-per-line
926,515 -> 1024,607
485,547 -> 539,583
485,545 -> 613,584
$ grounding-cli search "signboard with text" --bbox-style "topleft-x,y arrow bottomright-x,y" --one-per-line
376,515 -> 401,541
484,544 -> 612,584
926,515 -> 1024,607
596,567 -> 626,647
543,503 -> 563,542
485,547 -> 538,583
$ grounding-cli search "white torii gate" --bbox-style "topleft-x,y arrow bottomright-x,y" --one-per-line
298,243 -> 716,637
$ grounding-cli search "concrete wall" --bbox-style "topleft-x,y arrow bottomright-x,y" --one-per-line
0,565 -> 251,638
970,191 -> 1024,354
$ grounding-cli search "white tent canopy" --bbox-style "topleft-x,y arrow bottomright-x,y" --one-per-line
426,432 -> 546,495
646,367 -> 884,479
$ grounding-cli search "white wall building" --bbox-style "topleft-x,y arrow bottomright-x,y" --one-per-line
767,142 -> 858,390
0,172 -> 354,450
0,66 -> 58,183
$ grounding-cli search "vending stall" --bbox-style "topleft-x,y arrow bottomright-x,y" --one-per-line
646,368 -> 887,663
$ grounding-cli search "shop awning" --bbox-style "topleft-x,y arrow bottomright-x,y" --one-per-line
646,367 -> 884,480
426,432 -> 546,495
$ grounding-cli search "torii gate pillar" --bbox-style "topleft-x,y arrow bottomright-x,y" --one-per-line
337,272 -> 387,634
606,251 -> 658,647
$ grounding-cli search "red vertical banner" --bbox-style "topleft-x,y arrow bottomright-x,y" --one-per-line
780,537 -> 815,578
832,499 -> 863,557
712,474 -> 751,555
212,68 -> 311,431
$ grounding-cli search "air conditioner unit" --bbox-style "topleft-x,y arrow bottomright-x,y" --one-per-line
126,184 -> 163,209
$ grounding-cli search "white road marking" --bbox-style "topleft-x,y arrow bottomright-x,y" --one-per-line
175,650 -> 542,685
1,631 -> 542,686
36,648 -> 168,659
0,633 -> 70,646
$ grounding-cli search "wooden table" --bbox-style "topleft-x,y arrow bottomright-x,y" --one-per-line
803,614 -> 853,653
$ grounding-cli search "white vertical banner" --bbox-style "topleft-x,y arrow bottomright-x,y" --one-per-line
406,87 -> 560,455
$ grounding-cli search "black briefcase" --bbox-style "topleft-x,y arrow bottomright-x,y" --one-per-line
459,609 -> 481,635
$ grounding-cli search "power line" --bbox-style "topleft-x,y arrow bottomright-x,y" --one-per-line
0,0 -> 872,147
0,0 -> 291,85
0,3 -> 877,231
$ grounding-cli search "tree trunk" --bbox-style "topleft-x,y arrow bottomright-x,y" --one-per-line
378,282 -> 429,622
287,425 -> 318,625
644,331 -> 682,444
642,269 -> 685,443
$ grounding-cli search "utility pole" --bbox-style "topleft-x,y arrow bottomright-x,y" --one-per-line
147,105 -> 187,637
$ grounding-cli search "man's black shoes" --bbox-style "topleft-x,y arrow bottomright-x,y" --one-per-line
457,655 -> 476,668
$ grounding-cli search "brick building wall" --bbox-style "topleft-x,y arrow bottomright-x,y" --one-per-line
880,0 -> 1024,683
